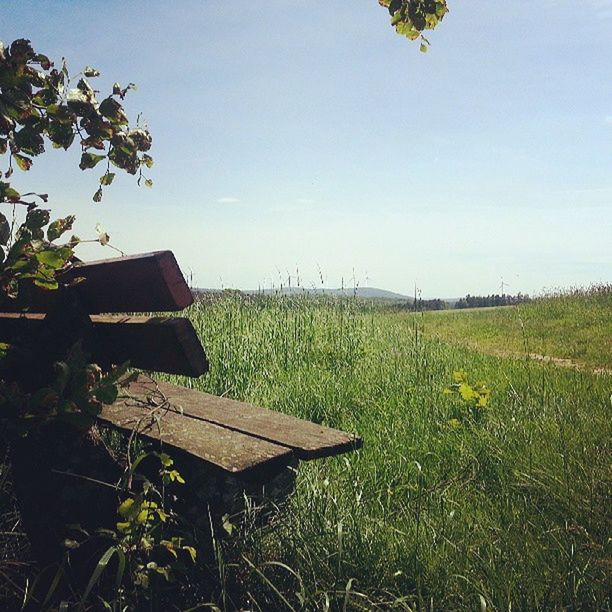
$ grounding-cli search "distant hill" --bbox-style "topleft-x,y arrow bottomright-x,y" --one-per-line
256,286 -> 412,300
194,286 -> 414,301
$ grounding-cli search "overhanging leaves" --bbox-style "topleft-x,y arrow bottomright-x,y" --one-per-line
379,0 -> 448,47
1,38 -> 154,207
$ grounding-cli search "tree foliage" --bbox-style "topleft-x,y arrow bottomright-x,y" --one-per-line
0,38 -> 152,300
378,0 -> 449,50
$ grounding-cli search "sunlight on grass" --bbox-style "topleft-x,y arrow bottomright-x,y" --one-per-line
413,285 -> 612,370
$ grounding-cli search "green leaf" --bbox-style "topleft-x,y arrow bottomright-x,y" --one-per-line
129,128 -> 152,152
93,187 -> 103,203
0,182 -> 20,202
159,452 -> 174,467
63,539 -> 80,550
13,153 -> 32,172
118,498 -> 136,518
9,256 -> 36,274
222,514 -> 235,535
67,88 -> 95,116
83,66 -> 100,78
116,521 -> 131,534
79,152 -> 105,170
26,208 -> 50,229
99,97 -> 128,125
10,39 -> 34,60
14,126 -> 45,156
0,213 -> 10,245
388,0 -> 402,15
99,172 -> 115,186
76,78 -> 95,97
47,120 -> 75,150
35,248 -> 70,269
33,52 -> 52,70
79,546 -> 119,611
47,215 -> 76,242
67,234 -> 81,247
108,146 -> 138,175
169,470 -> 185,484
33,277 -> 59,290
144,178 -> 153,188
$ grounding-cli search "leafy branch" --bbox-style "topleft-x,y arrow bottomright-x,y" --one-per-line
0,38 -> 153,301
378,0 -> 449,50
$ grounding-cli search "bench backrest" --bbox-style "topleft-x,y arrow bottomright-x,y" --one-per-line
0,251 -> 208,377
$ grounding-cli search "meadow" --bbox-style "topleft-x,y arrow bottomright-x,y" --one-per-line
1,287 -> 610,610
415,285 -> 612,371
163,287 -> 611,610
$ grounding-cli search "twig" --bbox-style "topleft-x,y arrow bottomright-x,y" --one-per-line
50,469 -> 121,491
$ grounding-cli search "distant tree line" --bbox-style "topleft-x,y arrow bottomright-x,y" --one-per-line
394,293 -> 531,312
454,293 -> 530,309
414,298 -> 448,311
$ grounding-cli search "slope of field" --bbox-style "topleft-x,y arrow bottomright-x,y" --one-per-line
162,292 -> 610,610
413,285 -> 612,370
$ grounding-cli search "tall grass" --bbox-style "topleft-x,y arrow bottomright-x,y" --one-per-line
156,292 -> 612,610
0,291 -> 609,609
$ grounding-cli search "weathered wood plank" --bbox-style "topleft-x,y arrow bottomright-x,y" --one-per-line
93,315 -> 208,376
99,399 -> 294,476
17,251 -> 193,313
121,376 -> 363,460
0,314 -> 208,377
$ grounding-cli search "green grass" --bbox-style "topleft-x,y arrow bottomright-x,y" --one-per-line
1,291 -> 610,610
159,292 -> 611,610
413,285 -> 612,370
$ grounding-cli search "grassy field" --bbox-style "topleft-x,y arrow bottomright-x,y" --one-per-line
1,289 -> 610,610
161,290 -> 610,610
413,285 -> 612,371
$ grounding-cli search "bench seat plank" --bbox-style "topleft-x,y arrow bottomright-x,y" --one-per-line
0,313 -> 208,377
100,399 -> 294,476
16,251 -> 193,314
120,376 -> 363,460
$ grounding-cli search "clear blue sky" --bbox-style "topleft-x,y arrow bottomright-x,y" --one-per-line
3,1 -> 611,297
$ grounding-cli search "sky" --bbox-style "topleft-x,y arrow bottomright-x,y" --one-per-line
3,0 -> 611,297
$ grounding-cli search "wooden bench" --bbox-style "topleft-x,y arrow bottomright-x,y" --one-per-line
0,251 -> 362,504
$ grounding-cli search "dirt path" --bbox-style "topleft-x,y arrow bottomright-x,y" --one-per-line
490,349 -> 612,376
426,329 -> 612,375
